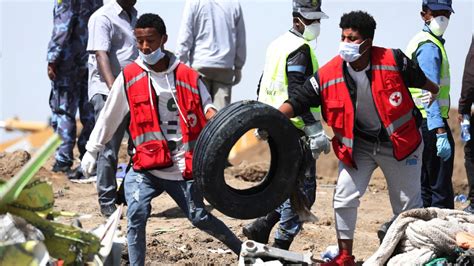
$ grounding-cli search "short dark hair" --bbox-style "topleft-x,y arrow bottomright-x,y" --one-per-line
422,5 -> 430,12
339,11 -> 376,39
136,13 -> 166,35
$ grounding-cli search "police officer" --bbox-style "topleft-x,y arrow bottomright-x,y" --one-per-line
47,0 -> 103,176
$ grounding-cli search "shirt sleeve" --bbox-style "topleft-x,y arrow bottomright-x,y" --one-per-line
459,37 -> 474,115
86,74 -> 129,153
46,0 -> 75,63
234,3 -> 246,70
175,0 -> 195,64
394,49 -> 427,88
416,44 -> 444,130
286,73 -> 322,117
86,13 -> 112,52
198,79 -> 217,113
287,44 -> 316,124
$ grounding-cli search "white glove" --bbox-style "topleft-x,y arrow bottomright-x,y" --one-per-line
420,90 -> 438,107
233,69 -> 242,85
81,151 -> 98,178
254,128 -> 269,141
303,123 -> 331,159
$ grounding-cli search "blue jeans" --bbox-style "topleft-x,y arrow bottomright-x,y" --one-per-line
124,169 -> 242,266
275,148 -> 316,242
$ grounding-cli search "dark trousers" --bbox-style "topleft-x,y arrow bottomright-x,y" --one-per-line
464,115 -> 474,207
420,118 -> 455,209
49,75 -> 95,164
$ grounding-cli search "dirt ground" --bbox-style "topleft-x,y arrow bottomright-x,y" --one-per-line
0,111 -> 471,264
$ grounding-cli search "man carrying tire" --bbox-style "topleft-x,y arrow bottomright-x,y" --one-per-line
279,11 -> 440,266
242,0 -> 330,251
81,13 -> 242,266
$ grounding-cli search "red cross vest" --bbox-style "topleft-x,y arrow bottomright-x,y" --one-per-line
318,47 -> 422,168
123,62 -> 207,179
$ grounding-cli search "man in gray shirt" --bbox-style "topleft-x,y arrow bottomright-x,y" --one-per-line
176,0 -> 246,110
87,0 -> 138,217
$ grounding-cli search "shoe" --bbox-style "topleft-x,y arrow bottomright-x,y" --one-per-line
242,211 -> 280,244
100,204 -> 117,218
272,238 -> 292,250
321,251 -> 356,266
377,220 -> 393,244
67,166 -> 85,180
52,160 -> 72,173
463,205 -> 474,215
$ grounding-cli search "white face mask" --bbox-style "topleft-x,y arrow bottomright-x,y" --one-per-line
428,16 -> 450,37
139,47 -> 165,65
298,18 -> 321,41
338,40 -> 367,63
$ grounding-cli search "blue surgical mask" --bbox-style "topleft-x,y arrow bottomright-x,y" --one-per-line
338,40 -> 367,63
139,47 -> 165,65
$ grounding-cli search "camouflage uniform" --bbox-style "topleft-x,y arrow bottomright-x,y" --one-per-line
47,0 -> 103,166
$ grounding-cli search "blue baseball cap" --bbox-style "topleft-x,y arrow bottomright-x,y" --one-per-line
423,0 -> 455,13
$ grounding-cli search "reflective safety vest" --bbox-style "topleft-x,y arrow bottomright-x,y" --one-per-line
123,62 -> 207,179
258,31 -> 321,129
318,47 -> 422,167
406,31 -> 451,118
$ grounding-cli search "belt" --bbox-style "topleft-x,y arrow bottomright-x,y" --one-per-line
355,129 -> 390,143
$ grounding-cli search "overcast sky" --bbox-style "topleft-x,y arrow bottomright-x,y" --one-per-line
1,0 -> 473,141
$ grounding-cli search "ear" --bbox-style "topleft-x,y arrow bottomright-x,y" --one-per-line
293,17 -> 304,34
420,11 -> 430,23
162,34 -> 168,47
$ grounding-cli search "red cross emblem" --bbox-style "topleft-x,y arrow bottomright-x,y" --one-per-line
187,113 -> 197,127
389,92 -> 402,107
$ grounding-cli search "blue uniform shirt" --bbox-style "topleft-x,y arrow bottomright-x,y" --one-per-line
416,25 -> 445,130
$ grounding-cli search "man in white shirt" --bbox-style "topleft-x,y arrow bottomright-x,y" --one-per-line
86,0 -> 138,217
176,0 -> 246,110
82,13 -> 242,266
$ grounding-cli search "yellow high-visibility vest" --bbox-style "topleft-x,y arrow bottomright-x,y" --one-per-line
406,31 -> 450,118
258,31 -> 320,129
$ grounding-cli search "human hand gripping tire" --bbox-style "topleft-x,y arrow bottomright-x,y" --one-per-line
303,123 -> 331,159
81,151 -> 98,178
308,132 -> 331,159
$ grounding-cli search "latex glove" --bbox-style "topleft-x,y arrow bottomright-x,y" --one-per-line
233,69 -> 242,85
254,128 -> 269,141
436,133 -> 452,161
303,123 -> 331,159
81,151 -> 98,178
421,90 -> 438,107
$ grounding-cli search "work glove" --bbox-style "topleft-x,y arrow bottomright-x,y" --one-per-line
233,69 -> 242,85
81,150 -> 98,178
436,133 -> 452,162
303,123 -> 331,159
421,90 -> 439,107
254,128 -> 269,141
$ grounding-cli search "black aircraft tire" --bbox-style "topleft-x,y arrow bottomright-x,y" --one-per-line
193,100 -> 303,219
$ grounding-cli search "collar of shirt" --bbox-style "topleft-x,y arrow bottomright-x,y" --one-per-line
112,1 -> 137,20
289,28 -> 304,39
423,24 -> 446,44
